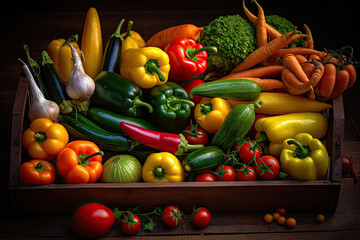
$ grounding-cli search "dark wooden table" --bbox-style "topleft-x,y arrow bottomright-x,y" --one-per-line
1,1 -> 359,239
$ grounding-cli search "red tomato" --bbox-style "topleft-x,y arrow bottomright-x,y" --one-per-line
195,172 -> 216,182
237,141 -> 262,164
183,79 -> 205,104
182,121 -> 208,145
236,165 -> 257,181
121,214 -> 141,235
192,207 -> 211,227
71,203 -> 115,238
162,206 -> 182,227
255,155 -> 280,180
215,165 -> 236,181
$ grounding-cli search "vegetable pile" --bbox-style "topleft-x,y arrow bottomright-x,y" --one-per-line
17,0 -> 357,236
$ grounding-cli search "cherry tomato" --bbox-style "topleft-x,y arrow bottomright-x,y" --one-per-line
286,217 -> 296,228
316,214 -> 325,223
121,214 -> 141,235
195,172 -> 216,182
273,212 -> 280,221
255,155 -> 280,180
71,203 -> 115,238
215,165 -> 236,181
236,165 -> 257,181
277,216 -> 286,225
276,207 -> 287,216
263,213 -> 273,223
183,79 -> 205,104
192,207 -> 211,227
239,141 -> 262,163
182,121 -> 208,145
162,206 -> 182,227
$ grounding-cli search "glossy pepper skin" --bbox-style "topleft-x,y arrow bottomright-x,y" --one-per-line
47,34 -> 81,82
120,47 -> 170,89
280,133 -> 329,180
57,140 -> 103,183
19,160 -> 56,185
165,38 -> 217,83
255,112 -> 328,157
120,20 -> 146,54
194,97 -> 232,134
22,118 -> 69,160
92,71 -> 153,117
142,152 -> 185,182
148,82 -> 195,131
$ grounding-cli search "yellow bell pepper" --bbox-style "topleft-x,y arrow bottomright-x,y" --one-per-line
142,152 -> 185,182
194,97 -> 232,134
120,20 -> 146,54
255,112 -> 328,157
120,47 -> 170,89
280,133 -> 329,180
81,7 -> 103,79
46,34 -> 81,82
22,118 -> 69,160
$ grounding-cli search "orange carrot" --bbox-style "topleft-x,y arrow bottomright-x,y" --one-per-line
231,30 -> 307,73
318,63 -> 336,97
295,54 -> 308,64
319,69 -> 349,101
217,65 -> 284,79
242,0 -> 281,39
283,54 -> 310,84
146,24 -> 203,49
242,77 -> 287,91
253,0 -> 267,48
309,59 -> 324,87
281,67 -> 312,95
302,62 -> 314,78
344,64 -> 357,89
267,48 -> 322,63
303,24 -> 314,49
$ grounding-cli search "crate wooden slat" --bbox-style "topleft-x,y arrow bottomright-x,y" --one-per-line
8,76 -> 343,216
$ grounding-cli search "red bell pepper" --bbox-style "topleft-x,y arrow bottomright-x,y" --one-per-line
165,38 -> 217,83
120,122 -> 204,155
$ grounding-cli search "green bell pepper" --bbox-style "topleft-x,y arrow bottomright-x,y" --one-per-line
148,82 -> 195,131
91,71 -> 153,117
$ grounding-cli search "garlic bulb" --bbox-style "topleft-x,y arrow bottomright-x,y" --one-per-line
66,44 -> 95,112
19,58 -> 59,122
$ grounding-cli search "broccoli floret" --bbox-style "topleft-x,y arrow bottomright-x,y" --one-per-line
199,15 -> 257,76
266,15 -> 304,47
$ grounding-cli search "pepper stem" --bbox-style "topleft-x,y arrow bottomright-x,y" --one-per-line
62,34 -> 78,46
255,132 -> 270,145
144,59 -> 166,82
168,99 -> 195,107
78,151 -> 104,167
153,166 -> 166,179
186,46 -> 218,62
200,103 -> 212,115
35,131 -> 47,144
34,162 -> 45,173
133,97 -> 153,113
287,140 -> 310,159
125,20 -> 134,38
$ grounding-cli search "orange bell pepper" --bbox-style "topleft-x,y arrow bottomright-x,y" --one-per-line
56,140 -> 103,183
19,160 -> 56,185
22,118 -> 69,160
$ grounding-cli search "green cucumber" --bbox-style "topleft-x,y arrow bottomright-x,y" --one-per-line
212,102 -> 261,150
58,114 -> 136,152
182,146 -> 224,174
189,78 -> 263,101
87,108 -> 163,133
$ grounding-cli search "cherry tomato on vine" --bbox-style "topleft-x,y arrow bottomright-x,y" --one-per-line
255,155 -> 280,180
71,203 -> 115,238
215,165 -> 236,181
238,141 -> 262,164
182,121 -> 208,145
191,207 -> 211,227
121,214 -> 141,235
195,172 -> 216,182
162,205 -> 182,227
236,165 -> 257,181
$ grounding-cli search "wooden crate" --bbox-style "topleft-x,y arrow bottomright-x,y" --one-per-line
8,75 -> 344,216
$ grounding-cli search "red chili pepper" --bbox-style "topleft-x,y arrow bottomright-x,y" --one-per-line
165,38 -> 217,83
120,122 -> 204,155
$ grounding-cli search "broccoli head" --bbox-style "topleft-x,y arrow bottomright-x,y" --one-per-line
199,15 -> 257,76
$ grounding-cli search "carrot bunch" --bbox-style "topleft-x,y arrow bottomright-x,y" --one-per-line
223,0 -> 357,101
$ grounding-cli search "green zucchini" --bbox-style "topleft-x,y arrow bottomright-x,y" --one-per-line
182,146 -> 224,174
212,102 -> 261,150
39,50 -> 73,114
58,114 -> 136,152
189,78 -> 263,101
87,108 -> 163,133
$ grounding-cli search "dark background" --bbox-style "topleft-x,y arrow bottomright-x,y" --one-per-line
1,0 -> 359,217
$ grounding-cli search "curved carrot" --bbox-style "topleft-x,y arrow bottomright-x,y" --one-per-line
267,48 -> 322,63
309,59 -> 324,87
283,54 -> 310,84
303,24 -> 314,49
344,64 -> 357,89
253,0 -> 267,48
146,24 -> 203,49
231,30 -> 307,73
242,77 -> 287,91
318,63 -> 336,97
295,54 -> 308,64
302,61 -> 314,78
217,65 -> 284,79
319,69 -> 349,101
281,67 -> 311,94
242,0 -> 281,39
